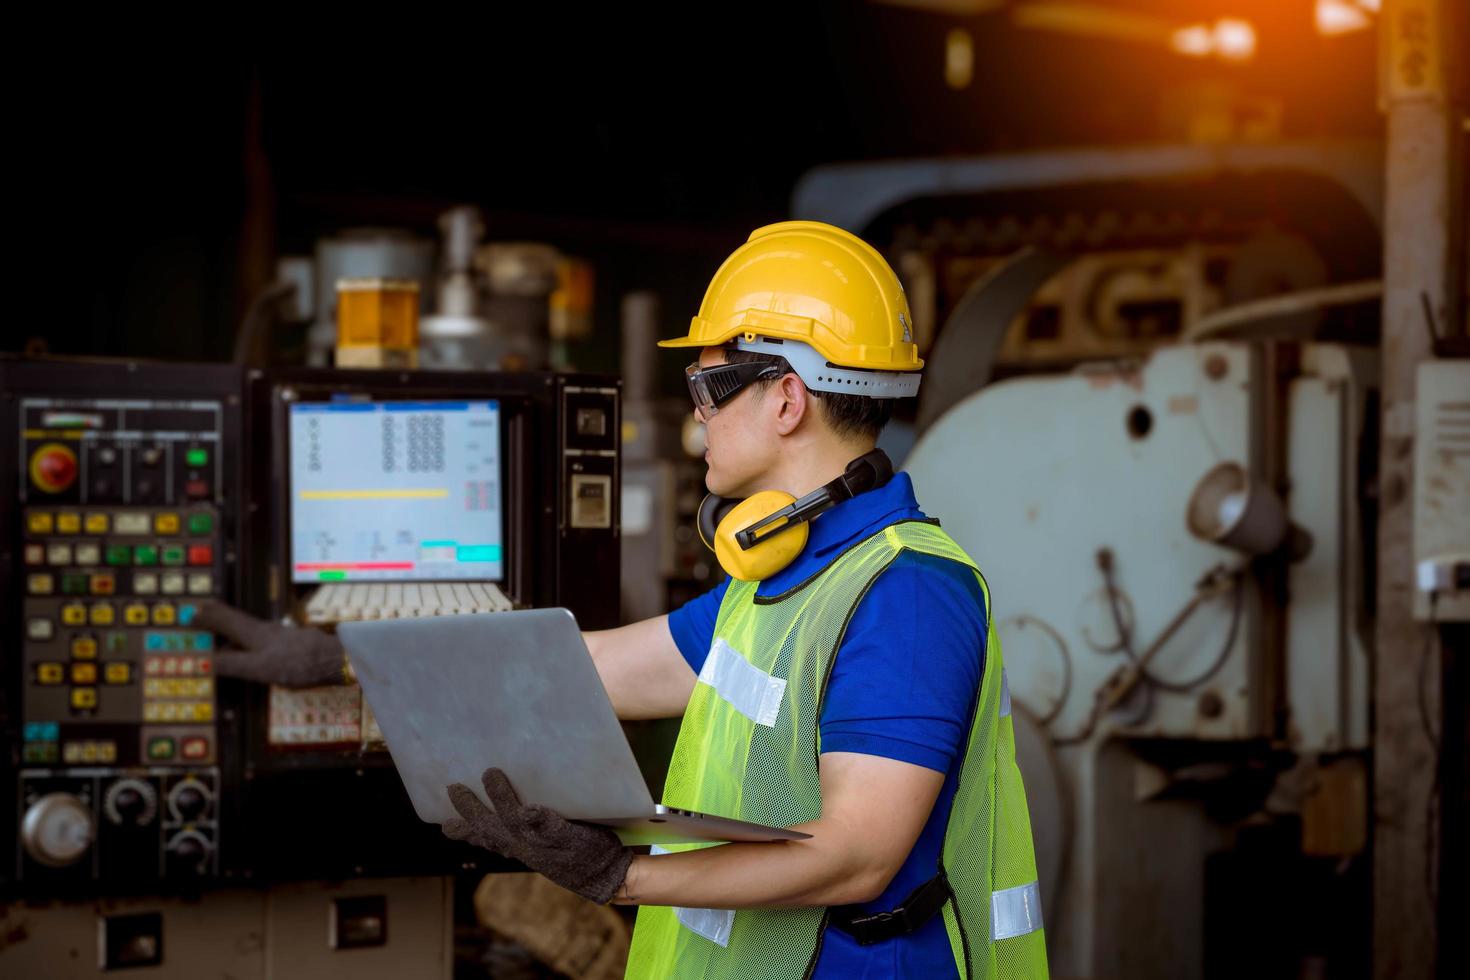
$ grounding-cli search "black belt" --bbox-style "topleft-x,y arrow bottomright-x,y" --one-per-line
828,872 -> 951,946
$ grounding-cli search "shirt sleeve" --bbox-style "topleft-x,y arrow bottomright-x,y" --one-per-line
818,551 -> 987,774
665,576 -> 730,674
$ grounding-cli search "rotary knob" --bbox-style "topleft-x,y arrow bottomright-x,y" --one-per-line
167,779 -> 213,822
21,792 -> 94,868
165,829 -> 214,876
29,443 -> 78,494
104,779 -> 158,826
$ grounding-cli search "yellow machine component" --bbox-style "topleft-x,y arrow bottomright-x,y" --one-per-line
701,491 -> 809,583
659,221 -> 923,371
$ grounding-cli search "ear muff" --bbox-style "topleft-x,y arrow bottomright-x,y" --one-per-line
697,494 -> 741,552
695,449 -> 895,583
710,490 -> 809,582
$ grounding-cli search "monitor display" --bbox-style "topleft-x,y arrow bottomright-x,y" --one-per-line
289,400 -> 504,583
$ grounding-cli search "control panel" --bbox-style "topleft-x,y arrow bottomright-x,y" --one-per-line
3,359 -> 239,892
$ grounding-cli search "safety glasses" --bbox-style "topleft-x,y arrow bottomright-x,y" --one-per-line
684,360 -> 782,422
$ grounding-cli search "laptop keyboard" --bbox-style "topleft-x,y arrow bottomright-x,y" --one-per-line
305,581 -> 513,624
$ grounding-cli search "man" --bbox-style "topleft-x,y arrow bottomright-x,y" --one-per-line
201,221 -> 1046,979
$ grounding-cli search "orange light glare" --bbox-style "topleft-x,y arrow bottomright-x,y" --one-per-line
1317,0 -> 1372,35
945,27 -> 975,90
1170,23 -> 1214,58
1212,19 -> 1256,62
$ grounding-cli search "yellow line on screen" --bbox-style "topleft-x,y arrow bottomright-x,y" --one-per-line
298,488 -> 450,500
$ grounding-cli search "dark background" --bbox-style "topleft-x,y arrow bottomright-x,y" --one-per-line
10,2 -> 1380,391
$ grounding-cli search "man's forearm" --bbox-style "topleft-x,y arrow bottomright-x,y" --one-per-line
613,821 -> 888,910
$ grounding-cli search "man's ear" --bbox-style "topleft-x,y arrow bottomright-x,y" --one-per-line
772,373 -> 810,436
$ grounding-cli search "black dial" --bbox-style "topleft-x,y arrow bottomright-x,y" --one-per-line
167,781 -> 213,822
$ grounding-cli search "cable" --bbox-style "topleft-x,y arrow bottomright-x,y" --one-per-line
1002,615 -> 1073,728
1099,548 -> 1243,693
231,280 -> 297,367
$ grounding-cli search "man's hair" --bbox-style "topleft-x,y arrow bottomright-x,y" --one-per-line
722,347 -> 895,441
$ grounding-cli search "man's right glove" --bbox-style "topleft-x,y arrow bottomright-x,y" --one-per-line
443,768 -> 633,905
192,601 -> 348,688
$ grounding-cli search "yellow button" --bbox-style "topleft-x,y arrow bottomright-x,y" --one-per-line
161,679 -> 180,697
71,688 -> 98,710
143,703 -> 162,722
152,603 -> 176,626
28,512 -> 54,534
178,703 -> 198,721
196,678 -> 214,697
159,703 -> 179,722
89,603 -> 115,626
124,604 -> 149,626
81,742 -> 99,763
85,513 -> 110,534
155,513 -> 181,534
37,663 -> 65,684
72,636 -> 98,659
105,662 -> 131,684
71,663 -> 98,684
197,702 -> 215,722
98,742 -> 117,763
57,513 -> 82,534
27,574 -> 54,595
61,603 -> 87,626
144,679 -> 162,697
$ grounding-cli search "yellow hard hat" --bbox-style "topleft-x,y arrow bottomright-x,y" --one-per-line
659,221 -> 923,374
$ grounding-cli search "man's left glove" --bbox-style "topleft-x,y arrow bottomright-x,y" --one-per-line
192,602 -> 348,688
443,768 -> 632,905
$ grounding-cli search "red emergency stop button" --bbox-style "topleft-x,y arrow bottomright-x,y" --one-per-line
30,443 -> 78,494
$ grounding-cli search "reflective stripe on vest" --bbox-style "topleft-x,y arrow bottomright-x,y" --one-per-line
990,880 -> 1044,941
650,845 -> 738,947
698,637 -> 786,727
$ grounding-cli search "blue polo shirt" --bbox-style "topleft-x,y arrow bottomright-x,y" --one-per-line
667,471 -> 984,978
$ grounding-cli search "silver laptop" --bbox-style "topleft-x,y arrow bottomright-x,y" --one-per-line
339,608 -> 810,846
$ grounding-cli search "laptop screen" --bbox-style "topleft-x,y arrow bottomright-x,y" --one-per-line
288,399 -> 504,583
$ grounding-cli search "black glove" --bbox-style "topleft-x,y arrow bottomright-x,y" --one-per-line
443,768 -> 632,905
192,601 -> 347,688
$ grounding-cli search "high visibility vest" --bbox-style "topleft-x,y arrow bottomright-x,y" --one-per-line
625,520 -> 1048,979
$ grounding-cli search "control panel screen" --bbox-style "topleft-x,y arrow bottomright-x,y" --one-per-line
289,400 -> 504,583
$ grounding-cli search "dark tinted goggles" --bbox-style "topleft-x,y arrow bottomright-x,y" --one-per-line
685,360 -> 782,422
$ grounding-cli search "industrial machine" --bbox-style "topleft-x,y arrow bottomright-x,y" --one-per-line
234,365 -> 621,883
4,359 -> 242,893
796,142 -> 1389,979
1,355 -> 621,977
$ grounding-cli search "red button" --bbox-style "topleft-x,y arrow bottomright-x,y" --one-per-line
30,444 -> 78,494
181,736 -> 209,760
187,545 -> 213,566
197,657 -> 212,675
185,480 -> 210,498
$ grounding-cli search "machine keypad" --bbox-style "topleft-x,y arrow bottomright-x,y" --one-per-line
22,503 -> 221,766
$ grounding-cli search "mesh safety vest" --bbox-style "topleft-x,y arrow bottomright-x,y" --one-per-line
625,520 -> 1048,979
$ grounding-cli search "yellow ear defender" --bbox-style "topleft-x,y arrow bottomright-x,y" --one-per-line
696,450 -> 894,582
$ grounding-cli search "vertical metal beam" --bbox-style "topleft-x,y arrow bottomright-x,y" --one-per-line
1375,2 -> 1461,977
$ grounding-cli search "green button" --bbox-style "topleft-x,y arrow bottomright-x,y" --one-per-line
147,737 -> 175,760
105,545 -> 132,566
106,631 -> 129,653
186,448 -> 209,468
62,573 -> 91,595
187,513 -> 213,535
134,545 -> 159,566
161,546 -> 186,566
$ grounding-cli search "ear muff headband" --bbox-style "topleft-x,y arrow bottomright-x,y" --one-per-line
698,449 -> 894,582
